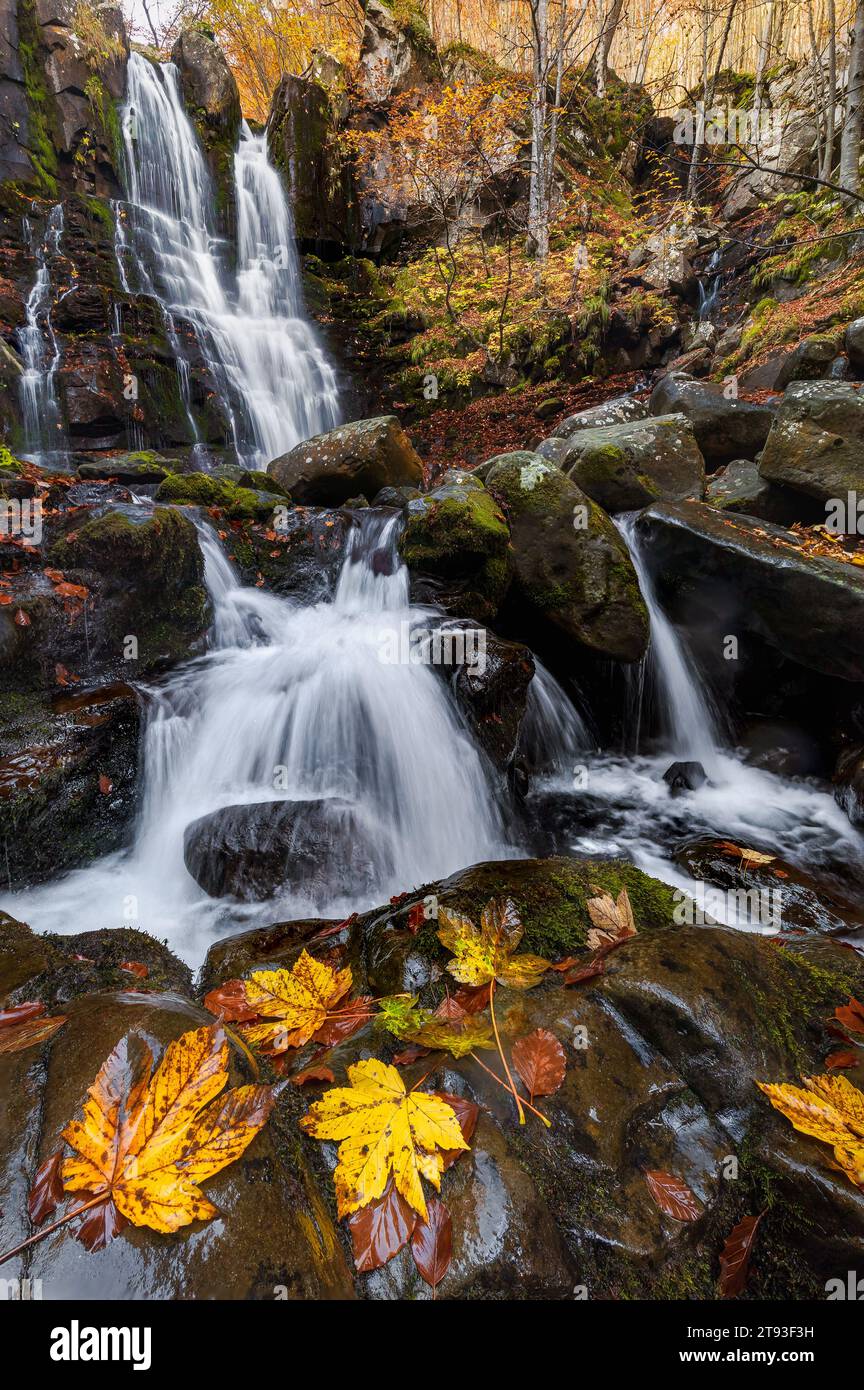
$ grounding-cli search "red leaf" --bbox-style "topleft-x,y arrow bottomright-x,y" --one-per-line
411,1197 -> 452,1288
119,960 -> 148,979
451,982 -> 491,1015
0,1013 -> 66,1054
203,979 -> 258,1023
290,1065 -> 335,1086
719,1213 -> 764,1298
347,1180 -> 418,1272
98,773 -> 113,795
54,663 -> 79,687
54,581 -> 89,600
549,956 -> 580,972
826,1050 -> 859,1069
406,902 -> 426,935
433,1089 -> 479,1169
0,1001 -> 45,1029
0,594 -> 12,605
76,1196 -> 127,1252
28,1151 -> 64,1224
14,609 -> 30,627
43,568 -> 64,583
564,958 -> 606,987
645,1170 -> 702,1222
312,996 -> 374,1046
433,993 -> 467,1023
392,1044 -> 431,1066
511,1028 -> 566,1099
835,997 -> 864,1034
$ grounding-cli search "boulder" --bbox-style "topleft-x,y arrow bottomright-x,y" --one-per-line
722,86 -> 819,220
446,625 -> 534,773
705,458 -> 808,526
484,452 -> 649,663
740,334 -> 840,394
183,798 -> 373,901
269,416 -> 424,505
632,223 -> 699,300
561,414 -> 705,513
759,381 -> 864,505
77,452 -> 171,483
550,393 -> 649,439
398,471 -> 512,624
637,501 -> 864,681
171,29 -> 241,227
663,759 -> 707,795
357,0 -> 437,103
649,373 -> 775,464
267,72 -> 356,249
845,316 -> 864,374
834,745 -> 864,827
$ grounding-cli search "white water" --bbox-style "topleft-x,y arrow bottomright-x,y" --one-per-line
117,53 -> 339,466
2,513 -> 514,964
17,204 -> 67,466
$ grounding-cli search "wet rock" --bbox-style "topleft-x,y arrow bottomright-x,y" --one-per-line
550,393 -> 649,438
759,380 -> 864,506
663,759 -> 707,794
184,798 -> 374,902
741,334 -> 840,394
834,744 -> 864,827
269,415 -> 424,505
171,30 -> 241,229
199,917 -> 343,997
155,471 -> 280,520
0,990 -> 354,1299
398,471 -> 511,624
705,458 -> 809,525
0,682 -> 140,887
42,505 -> 210,681
561,414 -> 705,513
77,452 -> 171,483
844,316 -> 864,374
0,911 -> 61,996
484,452 -> 649,664
650,372 -> 775,464
740,718 -> 828,778
638,501 -> 864,681
447,626 -> 534,773
229,506 -> 353,603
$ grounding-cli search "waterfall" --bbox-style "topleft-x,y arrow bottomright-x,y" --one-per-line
520,660 -> 593,778
615,513 -> 723,768
3,512 -> 513,963
17,204 -> 67,466
117,53 -> 339,466
697,247 -> 723,322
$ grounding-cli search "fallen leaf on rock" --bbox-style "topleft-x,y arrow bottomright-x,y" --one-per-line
719,1213 -> 764,1298
757,1073 -> 864,1190
98,774 -> 112,795
411,1197 -> 452,1288
392,1044 -> 431,1066
586,886 -> 637,951
826,1051 -> 859,1070
290,1065 -> 335,1087
239,949 -> 354,1052
54,663 -> 79,686
43,568 -> 64,583
512,1028 -> 566,1100
300,1058 -> 468,1219
835,997 -> 864,1035
0,1001 -> 45,1028
549,956 -> 580,972
411,1012 -> 495,1058
452,982 -> 492,1014
716,841 -> 775,869
54,582 -> 88,601
28,1151 -> 65,1224
119,961 -> 148,979
203,979 -> 259,1023
406,902 -> 426,934
13,609 -> 29,626
0,1012 -> 66,1054
312,995 -> 375,1047
347,1179 -> 418,1272
0,594 -> 12,606
437,897 -> 549,989
564,958 -> 607,987
645,1170 -> 702,1222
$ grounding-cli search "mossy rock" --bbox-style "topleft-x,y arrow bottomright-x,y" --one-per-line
155,472 -> 281,520
485,452 -> 649,663
398,470 -> 512,624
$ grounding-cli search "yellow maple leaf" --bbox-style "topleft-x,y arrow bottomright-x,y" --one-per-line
241,949 -> 353,1051
300,1058 -> 468,1219
437,897 -> 550,989
60,1024 -> 276,1239
585,885 -> 637,950
757,1073 -> 864,1190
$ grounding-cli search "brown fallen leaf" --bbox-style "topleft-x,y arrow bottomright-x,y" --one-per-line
14,609 -> 30,627
511,1028 -> 566,1101
54,663 -> 79,687
564,958 -> 607,987
54,582 -> 89,601
28,1152 -> 65,1225
347,1179 -> 418,1273
98,774 -> 113,795
0,1001 -> 45,1029
411,1196 -> 452,1289
119,961 -> 148,980
549,956 -> 580,973
392,1044 -> 431,1066
835,997 -> 864,1035
718,1213 -> 764,1298
586,885 -> 637,951
290,1065 -> 336,1087
203,979 -> 259,1023
716,840 -> 776,870
644,1170 -> 702,1222
451,982 -> 492,1015
826,1050 -> 860,1070
0,1012 -> 67,1054
406,902 -> 426,934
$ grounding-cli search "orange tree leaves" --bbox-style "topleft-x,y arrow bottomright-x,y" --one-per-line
757,1072 -> 864,1189
718,1213 -> 764,1299
205,950 -> 371,1055
24,1024 -> 277,1252
644,1170 -> 702,1222
511,1028 -> 566,1102
0,1001 -> 66,1054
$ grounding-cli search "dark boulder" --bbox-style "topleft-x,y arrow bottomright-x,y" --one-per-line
650,372 -> 775,464
269,416 -> 424,505
561,414 -> 705,512
834,745 -> 864,828
759,380 -> 864,506
267,71 -> 357,250
705,458 -> 811,525
663,759 -> 707,795
398,471 -> 511,624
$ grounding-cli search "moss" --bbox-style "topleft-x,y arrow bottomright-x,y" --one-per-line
84,75 -> 123,170
18,0 -> 59,194
155,472 -> 279,520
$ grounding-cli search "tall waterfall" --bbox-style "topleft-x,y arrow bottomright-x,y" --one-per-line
17,204 -> 67,466
118,53 -> 339,466
3,512 -> 513,964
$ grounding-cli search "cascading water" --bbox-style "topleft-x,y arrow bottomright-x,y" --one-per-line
17,204 -> 67,466
697,247 -> 723,322
2,511 -> 514,964
117,53 -> 339,466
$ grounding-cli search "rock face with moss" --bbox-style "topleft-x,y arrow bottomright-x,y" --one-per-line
759,381 -> 864,505
560,414 -> 705,513
171,28 -> 240,232
156,470 -> 284,521
267,69 -> 357,252
485,451 -> 649,664
398,470 -> 511,623
650,372 -> 775,465
358,0 -> 438,104
269,414 -> 424,504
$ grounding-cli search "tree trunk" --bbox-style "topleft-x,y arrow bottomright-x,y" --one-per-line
527,0 -> 550,260
840,0 -> 864,195
824,0 -> 838,181
595,0 -> 625,100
